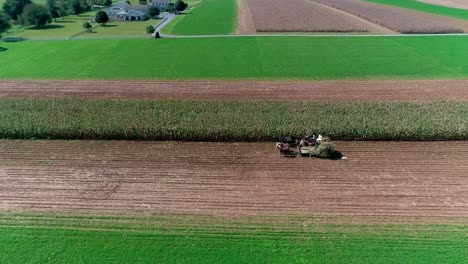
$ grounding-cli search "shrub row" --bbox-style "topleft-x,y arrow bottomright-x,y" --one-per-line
0,98 -> 467,141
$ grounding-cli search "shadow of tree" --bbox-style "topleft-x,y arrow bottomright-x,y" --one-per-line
32,24 -> 65,30
0,47 -> 7,52
55,20 -> 75,23
1,37 -> 27,42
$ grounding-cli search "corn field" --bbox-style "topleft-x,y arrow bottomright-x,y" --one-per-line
0,98 -> 467,141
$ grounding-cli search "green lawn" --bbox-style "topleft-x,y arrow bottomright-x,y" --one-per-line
4,10 -> 161,39
2,36 -> 468,79
83,20 -> 162,37
166,0 -> 237,35
365,0 -> 468,20
0,213 -> 466,263
4,11 -> 97,39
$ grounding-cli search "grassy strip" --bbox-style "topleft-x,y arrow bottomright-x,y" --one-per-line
0,212 -> 466,263
1,98 -> 467,141
3,36 -> 468,79
365,0 -> 468,20
168,0 -> 237,35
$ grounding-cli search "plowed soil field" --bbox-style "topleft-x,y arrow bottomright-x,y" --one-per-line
1,140 -> 467,222
312,0 -> 468,33
2,80 -> 468,101
245,0 -> 378,32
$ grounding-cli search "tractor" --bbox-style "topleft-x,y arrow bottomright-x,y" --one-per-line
276,134 -> 330,158
275,135 -> 298,157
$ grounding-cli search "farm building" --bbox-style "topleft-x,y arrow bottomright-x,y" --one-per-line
151,0 -> 171,11
107,0 -> 150,21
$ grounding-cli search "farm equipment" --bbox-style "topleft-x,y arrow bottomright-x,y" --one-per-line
276,134 -> 331,158
298,135 -> 322,157
275,135 -> 298,157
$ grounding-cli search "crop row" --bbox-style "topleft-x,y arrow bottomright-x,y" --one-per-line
311,0 -> 464,34
246,0 -> 370,32
1,98 -> 467,141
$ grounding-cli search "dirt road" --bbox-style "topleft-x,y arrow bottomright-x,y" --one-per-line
1,79 -> 468,101
1,140 -> 466,222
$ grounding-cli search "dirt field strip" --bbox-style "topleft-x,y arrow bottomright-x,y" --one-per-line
311,1 -> 396,34
418,0 -> 468,10
245,0 -> 376,32
237,0 -> 256,34
311,0 -> 468,33
0,140 -> 467,222
1,80 -> 468,101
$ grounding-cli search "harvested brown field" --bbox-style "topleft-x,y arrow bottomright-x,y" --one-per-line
2,79 -> 468,101
245,0 -> 378,32
1,140 -> 467,222
418,0 -> 468,10
311,0 -> 468,33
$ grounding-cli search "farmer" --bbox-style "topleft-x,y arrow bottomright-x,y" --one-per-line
310,134 -> 317,145
316,134 -> 323,145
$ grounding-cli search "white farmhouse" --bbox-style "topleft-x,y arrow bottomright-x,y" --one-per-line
150,0 -> 171,11
107,0 -> 150,21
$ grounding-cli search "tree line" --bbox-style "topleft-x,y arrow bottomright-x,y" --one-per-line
0,0 -> 113,36
0,0 -> 188,38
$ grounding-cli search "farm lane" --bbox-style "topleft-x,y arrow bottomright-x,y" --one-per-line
2,79 -> 468,101
153,13 -> 176,36
1,140 -> 467,221
418,0 -> 468,10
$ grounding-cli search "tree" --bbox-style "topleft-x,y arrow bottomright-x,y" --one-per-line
2,0 -> 32,20
139,0 -> 147,4
68,0 -> 89,14
94,10 -> 108,26
164,4 -> 174,13
79,0 -> 91,12
83,21 -> 92,32
0,12 -> 11,38
102,0 -> 112,7
18,3 -> 51,27
55,0 -> 69,17
146,24 -> 154,34
69,0 -> 82,14
149,6 -> 159,18
174,0 -> 186,13
46,0 -> 59,22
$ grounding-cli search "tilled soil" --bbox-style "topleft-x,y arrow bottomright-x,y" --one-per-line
246,0 -> 379,33
1,79 -> 468,101
311,0 -> 468,33
0,140 -> 467,222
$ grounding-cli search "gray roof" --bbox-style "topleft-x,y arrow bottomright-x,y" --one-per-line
127,5 -> 149,10
151,0 -> 170,4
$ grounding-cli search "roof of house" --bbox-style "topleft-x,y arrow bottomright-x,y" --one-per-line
151,0 -> 170,4
127,5 -> 149,10
117,9 -> 146,16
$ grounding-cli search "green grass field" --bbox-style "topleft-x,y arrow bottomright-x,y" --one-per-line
1,98 -> 467,141
83,20 -> 162,37
4,12 -> 97,39
2,36 -> 468,79
0,213 -> 466,263
365,0 -> 468,20
4,11 -> 161,39
166,0 -> 237,35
